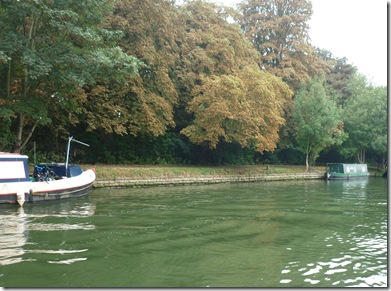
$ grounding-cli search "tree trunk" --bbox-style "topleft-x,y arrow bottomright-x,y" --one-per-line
377,156 -> 387,170
20,120 -> 39,151
12,114 -> 25,153
357,149 -> 366,164
6,59 -> 11,102
11,11 -> 42,153
305,151 -> 309,172
12,117 -> 39,153
305,139 -> 310,172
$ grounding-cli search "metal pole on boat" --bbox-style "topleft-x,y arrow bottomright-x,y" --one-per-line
71,138 -> 90,147
65,137 -> 72,173
65,136 -> 90,174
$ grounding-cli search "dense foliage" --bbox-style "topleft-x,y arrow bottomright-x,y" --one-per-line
292,77 -> 346,171
0,0 -> 387,170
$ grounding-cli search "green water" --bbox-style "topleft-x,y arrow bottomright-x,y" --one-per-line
0,178 -> 387,287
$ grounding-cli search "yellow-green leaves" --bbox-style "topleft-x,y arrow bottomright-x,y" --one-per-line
182,68 -> 292,153
175,1 -> 293,153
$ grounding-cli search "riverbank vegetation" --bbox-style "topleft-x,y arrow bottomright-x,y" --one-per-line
0,0 -> 387,172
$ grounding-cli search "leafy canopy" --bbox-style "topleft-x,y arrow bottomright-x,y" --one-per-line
238,0 -> 328,90
292,77 -> 346,169
177,1 -> 292,152
0,0 -> 142,151
340,74 -> 387,163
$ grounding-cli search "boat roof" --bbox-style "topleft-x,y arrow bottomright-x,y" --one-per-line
0,152 -> 28,159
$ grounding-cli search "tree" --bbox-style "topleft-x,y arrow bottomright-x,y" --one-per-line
238,0 -> 328,90
96,0 -> 180,137
182,68 -> 292,152
292,78 -> 346,171
174,0 -> 250,128
316,49 -> 358,107
176,1 -> 292,152
0,0 -> 141,152
341,74 -> 387,166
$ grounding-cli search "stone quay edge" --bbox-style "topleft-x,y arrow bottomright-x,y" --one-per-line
93,172 -> 325,188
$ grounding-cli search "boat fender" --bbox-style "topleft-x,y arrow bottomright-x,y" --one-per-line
16,189 -> 25,207
29,188 -> 34,201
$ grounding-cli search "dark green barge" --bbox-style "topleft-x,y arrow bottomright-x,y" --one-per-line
326,163 -> 369,180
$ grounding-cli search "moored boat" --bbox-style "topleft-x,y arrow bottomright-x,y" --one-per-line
325,163 -> 369,180
0,137 -> 95,206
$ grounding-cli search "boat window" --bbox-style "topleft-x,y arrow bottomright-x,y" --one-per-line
68,166 -> 83,177
328,164 -> 343,173
0,160 -> 29,181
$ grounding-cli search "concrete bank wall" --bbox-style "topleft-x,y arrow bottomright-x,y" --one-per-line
93,172 -> 325,188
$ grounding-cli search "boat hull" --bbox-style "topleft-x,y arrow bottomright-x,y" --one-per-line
326,173 -> 369,180
0,169 -> 95,205
28,181 -> 94,202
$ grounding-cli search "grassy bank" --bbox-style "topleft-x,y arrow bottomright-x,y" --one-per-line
88,164 -> 326,181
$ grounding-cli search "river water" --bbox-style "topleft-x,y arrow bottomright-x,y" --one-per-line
0,178 -> 387,287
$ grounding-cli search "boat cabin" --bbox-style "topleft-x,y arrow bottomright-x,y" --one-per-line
326,163 -> 369,180
0,152 -> 30,183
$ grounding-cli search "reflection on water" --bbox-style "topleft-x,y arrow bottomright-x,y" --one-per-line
0,178 -> 387,287
0,200 -> 95,266
0,208 -> 29,266
327,178 -> 369,198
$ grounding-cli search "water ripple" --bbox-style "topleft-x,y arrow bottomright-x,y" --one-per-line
47,257 -> 88,265
279,229 -> 387,287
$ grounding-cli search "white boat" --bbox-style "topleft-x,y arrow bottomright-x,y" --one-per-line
0,138 -> 96,206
